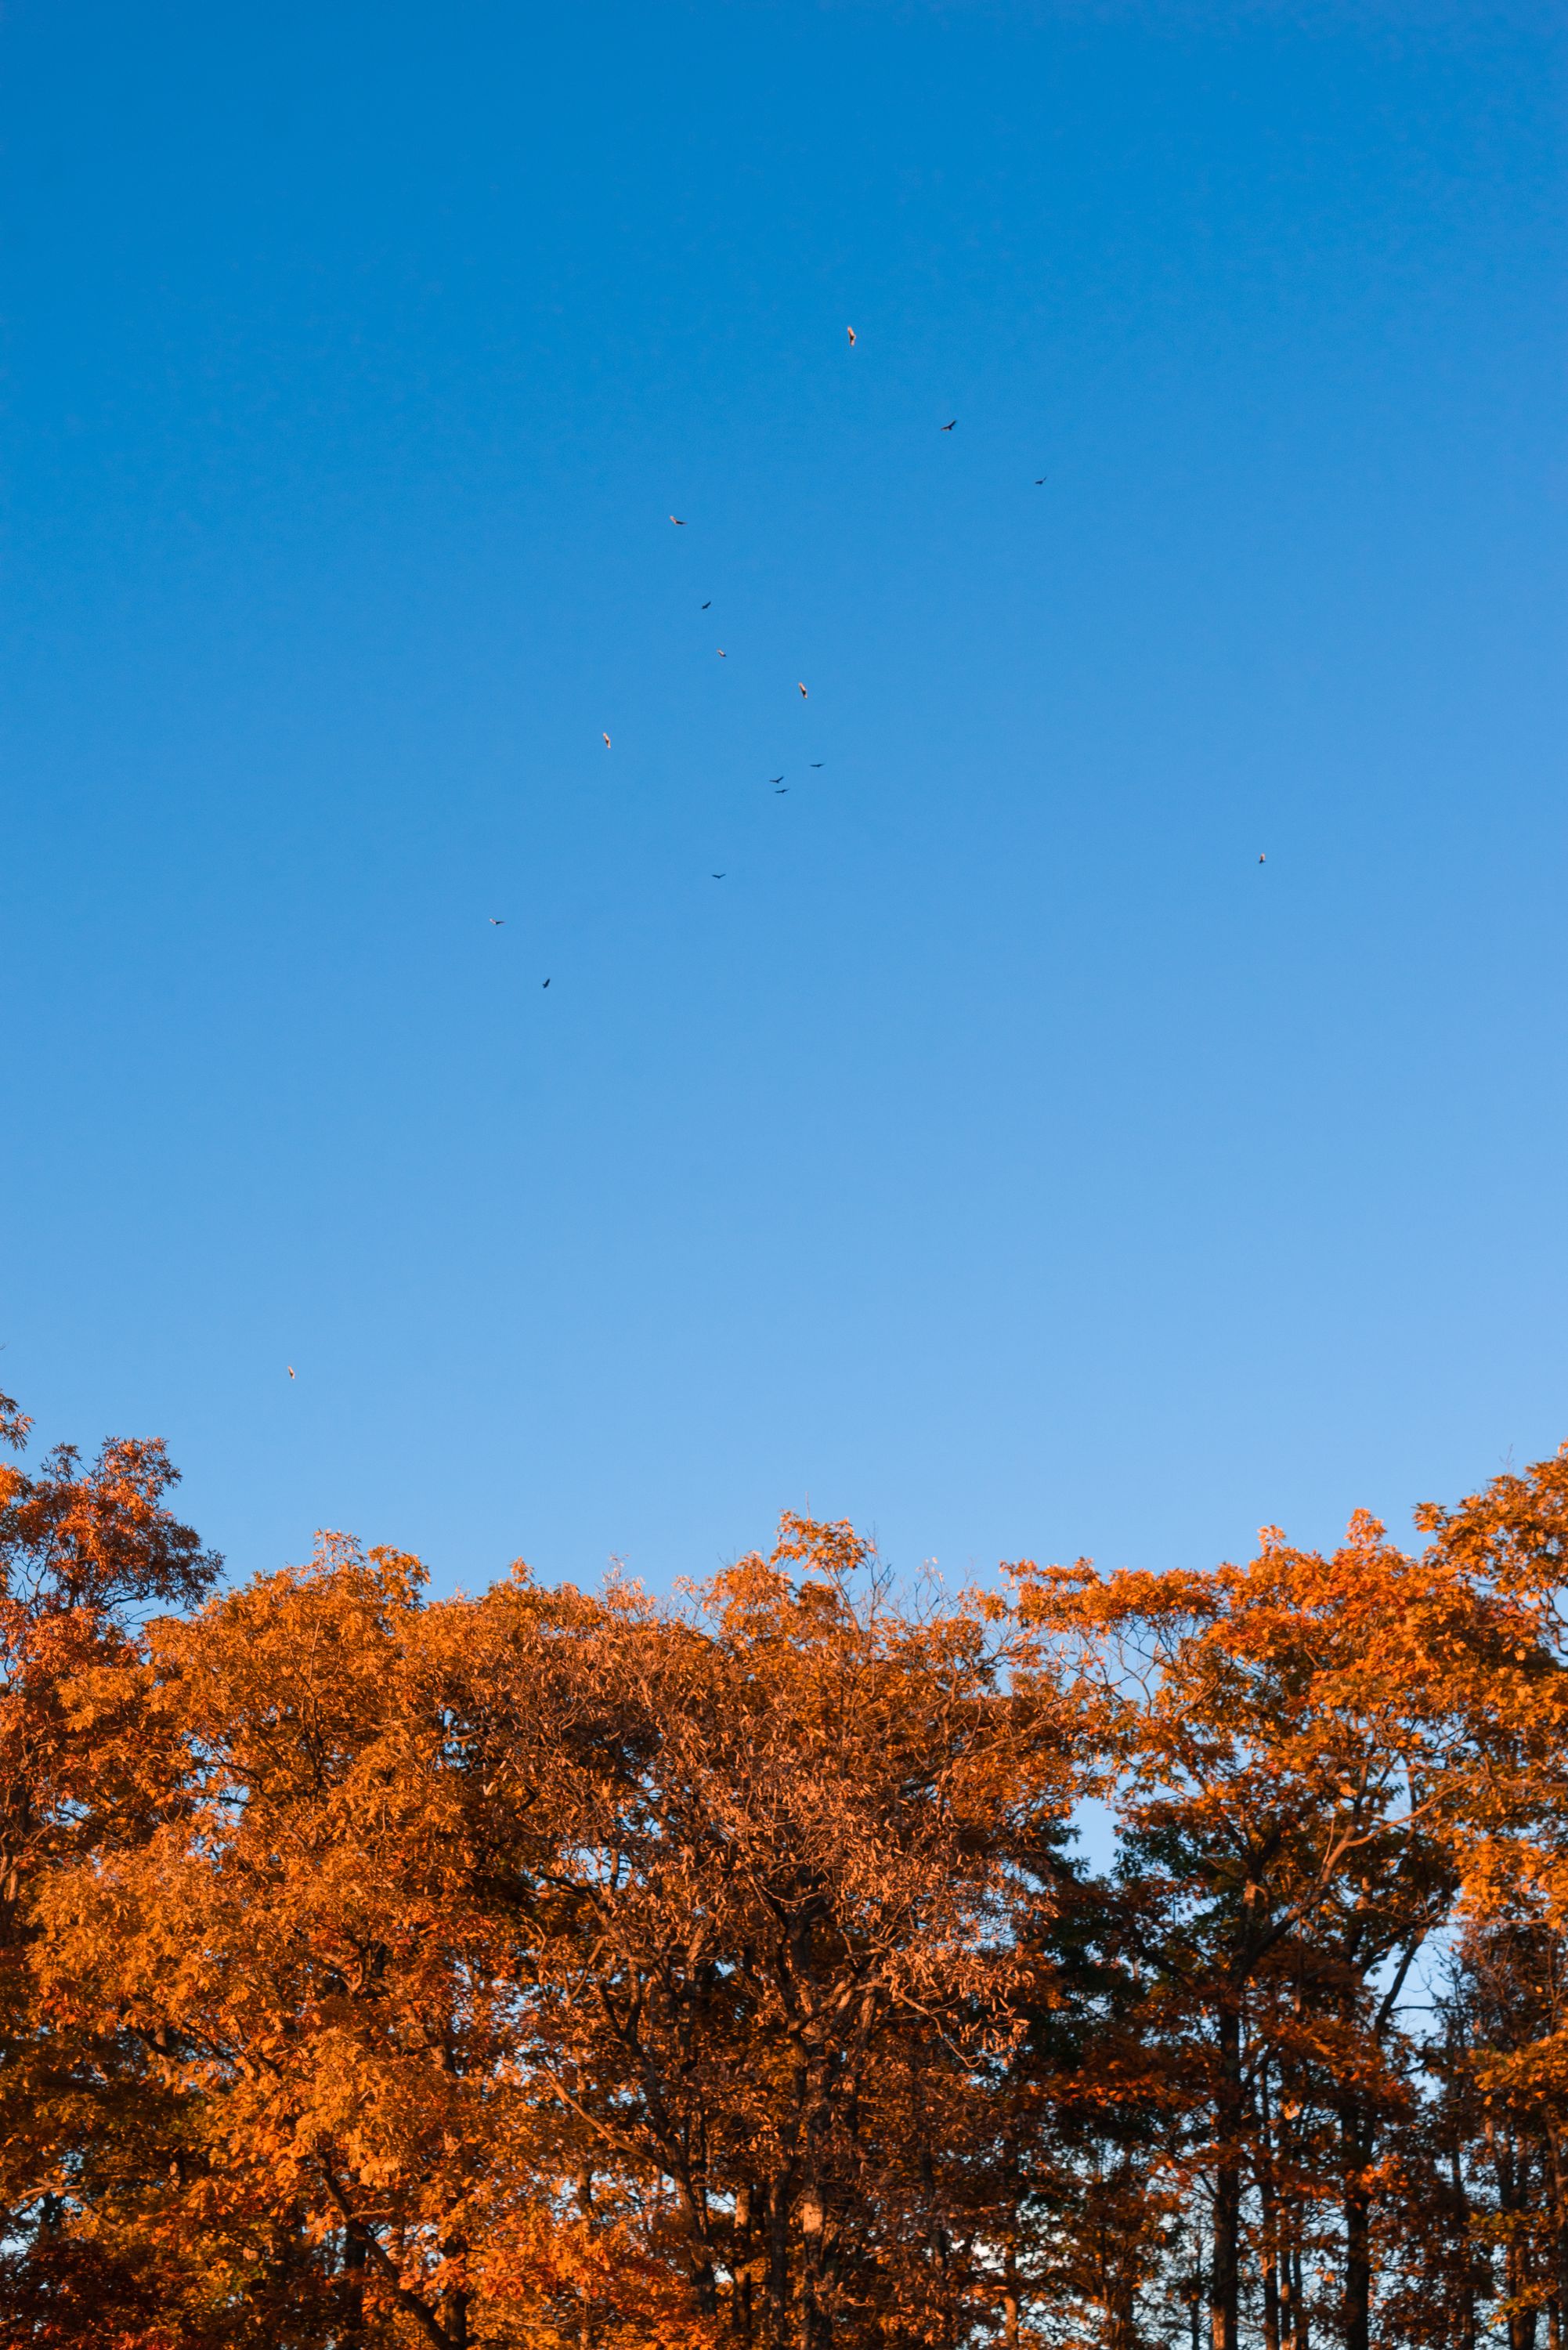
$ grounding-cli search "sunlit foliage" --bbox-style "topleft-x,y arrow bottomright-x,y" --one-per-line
5,1389 -> 1568,2347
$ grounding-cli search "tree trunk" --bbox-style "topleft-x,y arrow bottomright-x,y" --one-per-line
1003,2242 -> 1021,2350
1445,2146 -> 1477,2350
441,2286 -> 470,2350
1258,2081 -> 1281,2350
732,2182 -> 757,2348
767,2173 -> 791,2350
1548,2121 -> 1568,2350
1210,2003 -> 1243,2350
340,2223 -> 367,2345
1494,2122 -> 1539,2350
1340,2101 -> 1373,2350
797,2178 -> 826,2350
1275,2178 -> 1303,2350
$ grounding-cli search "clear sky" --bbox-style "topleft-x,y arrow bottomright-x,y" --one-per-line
2,1 -> 1563,1603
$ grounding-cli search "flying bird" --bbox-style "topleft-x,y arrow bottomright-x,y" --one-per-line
769,776 -> 784,785
809,761 -> 824,768
717,648 -> 726,657
1035,478 -> 1046,484
488,916 -> 505,926
670,515 -> 686,526
543,978 -> 551,988
701,600 -> 711,609
775,787 -> 788,794
710,872 -> 726,880
287,1366 -> 294,1379
940,419 -> 956,431
1259,852 -> 1266,865
797,682 -> 808,698
847,326 -> 856,346
602,732 -> 611,747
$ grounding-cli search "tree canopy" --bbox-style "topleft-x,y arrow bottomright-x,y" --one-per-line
5,1389 -> 1568,2349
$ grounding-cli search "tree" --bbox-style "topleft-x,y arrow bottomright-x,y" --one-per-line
20,1390 -> 1568,2349
1010,1508 -> 1517,2350
1410,1444 -> 1568,2350
0,1387 -> 224,2341
36,1532 -> 655,2350
38,1515 -> 1086,2348
410,1516 -> 1086,2348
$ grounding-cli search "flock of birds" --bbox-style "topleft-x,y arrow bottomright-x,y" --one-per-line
283,327 -> 1269,1383
486,636 -> 825,960
473,325 -> 1114,991
482,325 -> 1270,985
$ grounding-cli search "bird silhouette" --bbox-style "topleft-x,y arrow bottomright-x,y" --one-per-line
488,916 -> 505,926
1259,853 -> 1266,865
602,732 -> 611,747
287,1366 -> 294,1379
543,978 -> 551,988
769,776 -> 784,784
797,682 -> 808,698
941,419 -> 956,431
711,872 -> 726,880
670,515 -> 686,525
809,761 -> 824,768
701,600 -> 711,609
717,649 -> 726,657
1035,477 -> 1046,484
775,787 -> 788,794
847,326 -> 856,346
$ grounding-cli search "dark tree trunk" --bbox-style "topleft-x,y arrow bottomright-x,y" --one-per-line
1495,2125 -> 1538,2350
1258,2081 -> 1281,2350
767,2173 -> 791,2350
1291,2240 -> 1309,2350
732,2182 -> 757,2347
1548,2122 -> 1568,2350
1340,2101 -> 1373,2350
1210,2003 -> 1243,2350
340,2222 -> 367,2345
1002,2241 -> 1021,2350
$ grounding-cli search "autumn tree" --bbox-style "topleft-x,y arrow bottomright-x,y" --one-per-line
34,1513 -> 1091,2348
1409,1443 -> 1568,2350
17,1389 -> 1568,2350
1009,1508 -> 1530,2350
35,1532 -> 677,2350
0,1386 -> 223,2339
400,1516 -> 1089,2348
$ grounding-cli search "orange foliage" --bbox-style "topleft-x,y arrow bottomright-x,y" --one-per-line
9,1390 -> 1568,2348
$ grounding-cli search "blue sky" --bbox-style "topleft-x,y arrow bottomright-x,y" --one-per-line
2,1 -> 1563,1602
